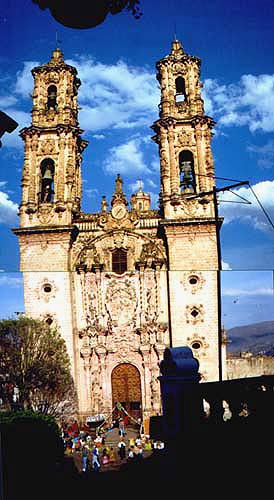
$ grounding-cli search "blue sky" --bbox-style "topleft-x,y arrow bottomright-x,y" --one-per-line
0,0 -> 273,329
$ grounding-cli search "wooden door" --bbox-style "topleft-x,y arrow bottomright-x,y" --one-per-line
111,363 -> 142,421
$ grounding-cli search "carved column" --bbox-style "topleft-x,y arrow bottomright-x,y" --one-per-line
95,346 -> 107,413
167,122 -> 177,195
138,265 -> 145,327
140,345 -> 151,413
155,263 -> 161,318
194,124 -> 205,192
80,341 -> 92,413
30,134 -> 38,202
94,266 -> 103,319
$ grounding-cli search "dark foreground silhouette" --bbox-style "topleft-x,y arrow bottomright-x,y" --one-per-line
2,418 -> 272,499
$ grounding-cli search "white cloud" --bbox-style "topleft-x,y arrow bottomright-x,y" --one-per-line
14,61 -> 39,97
149,192 -> 159,210
84,188 -> 99,199
203,74 -> 274,132
0,96 -> 18,108
247,139 -> 274,169
222,286 -> 273,297
66,57 -> 159,132
218,180 -> 274,233
221,260 -> 232,270
0,191 -> 19,225
0,109 -> 29,148
129,180 -> 144,192
0,274 -> 23,288
93,134 -> 105,140
104,138 -> 151,176
147,178 -> 158,189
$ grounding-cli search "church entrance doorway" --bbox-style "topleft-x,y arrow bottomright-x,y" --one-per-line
111,363 -> 142,422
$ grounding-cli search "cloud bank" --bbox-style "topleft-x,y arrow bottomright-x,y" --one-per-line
203,74 -> 274,133
218,180 -> 274,233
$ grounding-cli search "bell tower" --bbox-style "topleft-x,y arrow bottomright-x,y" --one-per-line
152,38 -> 216,218
152,39 -> 223,381
13,49 -> 88,378
18,47 -> 87,228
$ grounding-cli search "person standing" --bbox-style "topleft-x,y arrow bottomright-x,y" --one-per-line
82,445 -> 89,472
108,447 -> 116,464
117,439 -> 126,461
91,445 -> 100,472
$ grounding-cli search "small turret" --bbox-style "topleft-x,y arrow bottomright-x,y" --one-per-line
130,181 -> 151,212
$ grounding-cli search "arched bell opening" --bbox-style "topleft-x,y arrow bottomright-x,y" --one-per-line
40,158 -> 55,202
179,150 -> 196,193
175,76 -> 186,102
47,85 -> 57,111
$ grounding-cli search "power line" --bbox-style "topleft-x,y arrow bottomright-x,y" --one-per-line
248,183 -> 274,231
196,173 -> 274,231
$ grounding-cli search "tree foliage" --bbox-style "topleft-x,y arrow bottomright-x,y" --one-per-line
32,0 -> 142,29
0,316 -> 77,418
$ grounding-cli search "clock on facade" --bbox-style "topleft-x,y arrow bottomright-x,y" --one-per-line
111,204 -> 127,219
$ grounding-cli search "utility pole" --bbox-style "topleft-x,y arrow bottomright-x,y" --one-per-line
213,180 -> 249,381
187,179 -> 249,381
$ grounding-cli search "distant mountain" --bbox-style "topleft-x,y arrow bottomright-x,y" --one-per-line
226,321 -> 274,355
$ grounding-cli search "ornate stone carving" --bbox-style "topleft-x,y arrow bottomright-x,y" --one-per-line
39,139 -> 56,155
36,278 -> 58,303
181,272 -> 205,294
138,239 -> 166,268
113,231 -> 125,248
105,279 -> 137,327
37,204 -> 55,224
185,303 -> 205,324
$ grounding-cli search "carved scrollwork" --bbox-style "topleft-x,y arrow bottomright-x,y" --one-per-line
138,239 -> 166,268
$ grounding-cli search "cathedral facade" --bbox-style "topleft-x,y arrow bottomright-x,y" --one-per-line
14,39 -> 227,426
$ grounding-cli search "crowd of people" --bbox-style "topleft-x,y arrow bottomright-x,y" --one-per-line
60,416 -> 164,474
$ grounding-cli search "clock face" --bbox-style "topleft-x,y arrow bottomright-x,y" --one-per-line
112,205 -> 126,220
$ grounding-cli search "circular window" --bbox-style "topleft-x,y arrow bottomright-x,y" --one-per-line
191,309 -> 199,318
189,276 -> 198,285
43,284 -> 52,293
192,342 -> 201,350
45,317 -> 53,325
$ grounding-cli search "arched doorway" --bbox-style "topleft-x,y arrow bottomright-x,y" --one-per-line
111,363 -> 142,421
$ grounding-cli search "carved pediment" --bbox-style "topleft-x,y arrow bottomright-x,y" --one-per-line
138,239 -> 166,267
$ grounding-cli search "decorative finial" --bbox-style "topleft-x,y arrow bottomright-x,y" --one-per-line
55,31 -> 62,49
174,22 -> 177,41
171,37 -> 184,56
101,195 -> 108,212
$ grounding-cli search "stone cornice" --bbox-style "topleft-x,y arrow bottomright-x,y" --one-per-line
19,124 -> 84,139
12,224 -> 79,238
31,63 -> 77,77
156,53 -> 201,68
160,217 -> 223,228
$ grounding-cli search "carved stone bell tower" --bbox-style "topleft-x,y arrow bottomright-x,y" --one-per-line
18,47 -> 88,228
13,49 -> 88,377
152,39 -> 223,381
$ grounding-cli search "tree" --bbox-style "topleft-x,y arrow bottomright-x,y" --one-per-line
0,316 -> 77,418
32,0 -> 143,29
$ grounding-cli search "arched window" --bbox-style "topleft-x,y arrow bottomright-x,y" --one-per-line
175,76 -> 186,102
179,150 -> 196,192
47,85 -> 57,110
40,158 -> 55,202
112,249 -> 127,274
